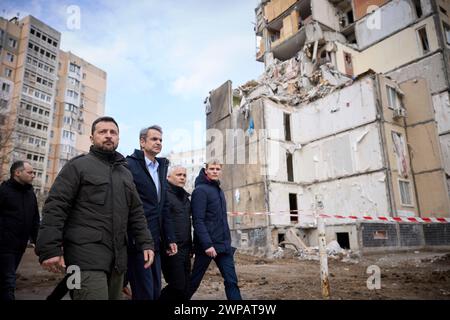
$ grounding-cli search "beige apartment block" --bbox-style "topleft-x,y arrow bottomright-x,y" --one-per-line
0,15 -> 60,194
0,15 -> 106,195
46,51 -> 106,191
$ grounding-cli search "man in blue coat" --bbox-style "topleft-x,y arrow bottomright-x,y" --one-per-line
188,160 -> 242,300
126,125 -> 177,300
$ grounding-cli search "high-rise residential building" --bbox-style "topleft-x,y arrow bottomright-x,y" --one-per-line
46,51 -> 106,191
0,15 -> 60,194
0,15 -> 106,195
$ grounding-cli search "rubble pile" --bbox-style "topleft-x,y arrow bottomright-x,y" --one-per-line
274,240 -> 359,263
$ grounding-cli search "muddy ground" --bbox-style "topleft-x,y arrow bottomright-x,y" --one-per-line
15,247 -> 450,300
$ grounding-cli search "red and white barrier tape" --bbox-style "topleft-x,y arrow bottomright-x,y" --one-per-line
227,211 -> 450,223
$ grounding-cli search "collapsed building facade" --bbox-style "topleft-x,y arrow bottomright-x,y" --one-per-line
206,0 -> 450,256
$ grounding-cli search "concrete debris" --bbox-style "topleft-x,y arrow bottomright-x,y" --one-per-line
235,48 -> 352,117
274,239 -> 359,263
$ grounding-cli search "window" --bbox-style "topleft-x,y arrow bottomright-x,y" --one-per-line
386,85 -> 401,109
286,153 -> 294,182
399,180 -> 413,206
4,68 -> 12,78
417,27 -> 430,54
440,6 -> 448,16
1,83 -> 10,93
6,52 -> 14,63
444,23 -> 450,46
289,193 -> 298,223
284,113 -> 291,141
8,38 -> 17,48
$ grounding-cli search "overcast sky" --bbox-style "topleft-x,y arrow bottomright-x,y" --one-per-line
1,0 -> 263,155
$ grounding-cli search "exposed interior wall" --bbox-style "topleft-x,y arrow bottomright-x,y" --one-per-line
298,171 -> 390,216
355,0 -> 417,50
440,134 -> 450,175
267,182 -> 307,225
311,0 -> 341,31
294,77 -> 378,144
263,0 -> 297,22
297,122 -> 384,184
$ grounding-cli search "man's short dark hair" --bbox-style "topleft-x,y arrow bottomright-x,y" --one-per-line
139,125 -> 163,141
91,116 -> 119,135
10,161 -> 25,177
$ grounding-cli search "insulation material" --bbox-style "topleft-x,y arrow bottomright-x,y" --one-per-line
355,0 -> 416,50
297,123 -> 384,184
297,171 -> 389,217
294,78 -> 378,144
391,131 -> 409,178
432,91 -> 450,134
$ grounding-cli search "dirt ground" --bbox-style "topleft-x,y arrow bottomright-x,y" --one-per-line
15,247 -> 450,300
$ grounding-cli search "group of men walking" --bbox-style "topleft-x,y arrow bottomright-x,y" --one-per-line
0,116 -> 242,301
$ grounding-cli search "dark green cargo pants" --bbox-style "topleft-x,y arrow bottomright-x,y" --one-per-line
71,270 -> 124,300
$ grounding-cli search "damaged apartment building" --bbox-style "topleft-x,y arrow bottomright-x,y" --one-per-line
205,0 -> 450,256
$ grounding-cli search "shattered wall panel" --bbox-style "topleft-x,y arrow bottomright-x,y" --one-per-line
297,171 -> 390,217
387,52 -> 447,95
415,171 -> 450,217
206,80 -> 232,128
355,17 -> 440,77
295,77 -> 377,144
311,0 -> 341,31
439,134 -> 450,176
355,0 -> 416,50
432,91 -> 450,134
297,122 -> 384,184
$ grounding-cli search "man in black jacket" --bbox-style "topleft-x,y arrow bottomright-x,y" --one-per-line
36,116 -> 154,300
126,125 -> 177,300
160,166 -> 192,301
0,161 -> 40,300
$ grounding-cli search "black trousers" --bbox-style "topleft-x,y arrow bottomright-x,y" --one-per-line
160,247 -> 191,301
0,252 -> 24,301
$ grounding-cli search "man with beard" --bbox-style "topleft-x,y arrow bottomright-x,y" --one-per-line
36,116 -> 154,300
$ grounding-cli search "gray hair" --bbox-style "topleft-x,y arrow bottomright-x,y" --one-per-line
167,165 -> 186,177
139,125 -> 163,141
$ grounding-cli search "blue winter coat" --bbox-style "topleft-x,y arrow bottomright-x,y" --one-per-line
126,149 -> 175,252
191,168 -> 232,254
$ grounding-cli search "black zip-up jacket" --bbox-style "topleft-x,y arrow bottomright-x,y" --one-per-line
166,182 -> 192,250
0,178 -> 40,253
36,146 -> 154,273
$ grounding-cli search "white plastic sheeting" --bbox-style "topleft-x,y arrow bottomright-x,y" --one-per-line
432,91 -> 450,135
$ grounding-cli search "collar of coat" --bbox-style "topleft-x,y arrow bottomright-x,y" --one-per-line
89,145 -> 126,165
5,178 -> 33,192
167,181 -> 190,198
